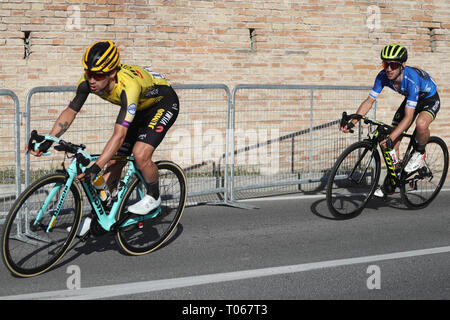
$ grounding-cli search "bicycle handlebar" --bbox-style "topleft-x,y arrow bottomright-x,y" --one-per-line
340,112 -> 362,133
28,130 -> 91,168
340,112 -> 393,135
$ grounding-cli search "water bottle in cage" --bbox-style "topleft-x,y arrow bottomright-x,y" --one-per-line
387,148 -> 399,166
93,175 -> 111,203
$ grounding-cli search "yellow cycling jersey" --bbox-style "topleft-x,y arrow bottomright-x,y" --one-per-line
72,64 -> 172,127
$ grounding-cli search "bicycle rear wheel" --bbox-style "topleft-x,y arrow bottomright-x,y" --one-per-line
326,141 -> 381,219
116,160 -> 187,255
1,173 -> 82,277
400,136 -> 449,209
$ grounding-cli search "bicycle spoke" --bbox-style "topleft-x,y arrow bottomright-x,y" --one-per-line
116,161 -> 186,255
327,141 -> 380,219
400,137 -> 448,208
2,174 -> 81,277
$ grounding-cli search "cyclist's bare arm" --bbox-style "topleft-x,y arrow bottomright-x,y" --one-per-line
27,81 -> 89,156
50,107 -> 78,138
355,96 -> 375,117
26,107 -> 78,157
48,82 -> 89,139
340,96 -> 375,133
76,123 -> 127,181
96,124 -> 127,169
380,107 -> 414,149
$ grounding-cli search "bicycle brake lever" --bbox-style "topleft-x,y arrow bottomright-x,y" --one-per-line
340,112 -> 349,128
34,141 -> 51,156
340,112 -> 357,133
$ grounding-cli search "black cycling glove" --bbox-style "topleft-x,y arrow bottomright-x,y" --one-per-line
345,121 -> 355,131
37,140 -> 53,153
385,136 -> 393,149
83,163 -> 101,181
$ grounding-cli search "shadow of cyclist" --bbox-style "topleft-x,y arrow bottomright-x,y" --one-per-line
50,222 -> 184,274
310,194 -> 409,221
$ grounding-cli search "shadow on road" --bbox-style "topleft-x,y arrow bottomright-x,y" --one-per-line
310,194 -> 410,221
51,223 -> 184,274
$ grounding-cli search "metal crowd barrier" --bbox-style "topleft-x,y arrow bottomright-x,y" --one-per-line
1,83 -> 376,217
229,84 -> 374,201
24,84 -> 232,206
0,90 -> 21,220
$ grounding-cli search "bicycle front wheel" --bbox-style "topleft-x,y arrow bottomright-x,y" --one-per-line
116,160 -> 187,255
400,136 -> 449,209
326,141 -> 381,219
2,173 -> 82,277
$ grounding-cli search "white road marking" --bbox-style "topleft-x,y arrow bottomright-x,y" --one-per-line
2,245 -> 450,300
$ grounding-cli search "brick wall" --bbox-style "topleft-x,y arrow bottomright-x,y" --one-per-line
1,0 -> 449,155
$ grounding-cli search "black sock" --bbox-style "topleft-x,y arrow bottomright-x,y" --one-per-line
415,144 -> 426,154
147,180 -> 160,199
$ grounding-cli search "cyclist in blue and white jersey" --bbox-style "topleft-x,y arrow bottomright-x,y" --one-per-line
341,44 -> 440,197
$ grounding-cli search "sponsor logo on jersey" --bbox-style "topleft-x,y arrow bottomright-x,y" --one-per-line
148,108 -> 165,129
145,87 -> 159,97
431,100 -> 440,111
127,103 -> 137,115
160,111 -> 173,126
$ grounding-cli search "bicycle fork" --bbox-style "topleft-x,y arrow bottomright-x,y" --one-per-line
349,147 -> 375,184
12,174 -> 75,247
31,160 -> 79,238
34,175 -> 75,234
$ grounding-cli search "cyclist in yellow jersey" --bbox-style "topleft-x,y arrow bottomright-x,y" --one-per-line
28,40 -> 179,234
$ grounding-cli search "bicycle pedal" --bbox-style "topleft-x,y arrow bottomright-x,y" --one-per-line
129,208 -> 160,219
147,207 -> 162,218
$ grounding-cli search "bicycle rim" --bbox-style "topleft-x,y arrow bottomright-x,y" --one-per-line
1,173 -> 82,277
400,137 -> 449,209
326,141 -> 380,219
116,161 -> 187,255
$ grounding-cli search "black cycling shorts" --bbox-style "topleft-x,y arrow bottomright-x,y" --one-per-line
118,86 -> 179,155
392,92 -> 440,127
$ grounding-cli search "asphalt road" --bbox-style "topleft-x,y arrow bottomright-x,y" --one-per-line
1,190 -> 449,303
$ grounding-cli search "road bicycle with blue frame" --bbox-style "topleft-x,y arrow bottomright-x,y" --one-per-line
2,130 -> 187,277
326,112 -> 448,219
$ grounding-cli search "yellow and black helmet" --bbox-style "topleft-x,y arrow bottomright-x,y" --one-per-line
380,44 -> 407,62
82,40 -> 120,73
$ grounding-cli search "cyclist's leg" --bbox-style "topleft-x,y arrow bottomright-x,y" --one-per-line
128,87 -> 179,215
414,111 -> 433,149
414,92 -> 440,148
137,89 -> 179,185
103,158 -> 127,193
391,98 -> 411,159
405,93 -> 440,172
103,124 -> 139,193
375,100 -> 408,197
133,142 -> 159,196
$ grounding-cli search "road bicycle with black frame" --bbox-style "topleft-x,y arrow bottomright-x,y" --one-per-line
326,112 -> 448,219
2,130 -> 187,277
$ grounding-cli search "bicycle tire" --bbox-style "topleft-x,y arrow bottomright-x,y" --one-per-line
326,141 -> 381,219
400,136 -> 449,209
115,160 -> 187,255
1,173 -> 82,277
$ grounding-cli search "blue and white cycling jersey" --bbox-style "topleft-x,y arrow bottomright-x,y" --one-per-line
369,66 -> 437,109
